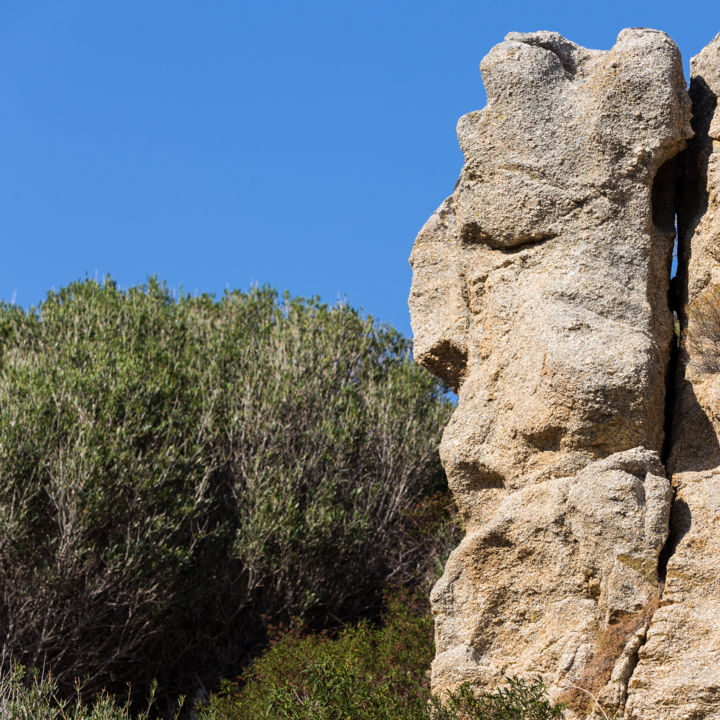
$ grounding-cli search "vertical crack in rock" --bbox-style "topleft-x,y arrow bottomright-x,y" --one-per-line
410,27 -> 694,720
623,33 -> 720,720
618,164 -> 685,715
656,488 -> 679,584
660,162 -> 683,472
655,160 -> 683,587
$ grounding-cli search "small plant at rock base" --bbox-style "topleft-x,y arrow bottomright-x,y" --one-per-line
440,677 -> 565,720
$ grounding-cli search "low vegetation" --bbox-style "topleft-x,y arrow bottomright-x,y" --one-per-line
197,590 -> 565,720
3,625 -> 565,720
0,665 -> 155,720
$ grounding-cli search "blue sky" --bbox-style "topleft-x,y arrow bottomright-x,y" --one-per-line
0,1 -> 715,335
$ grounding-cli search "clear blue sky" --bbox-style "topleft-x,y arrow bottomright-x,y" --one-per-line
0,1 -> 715,335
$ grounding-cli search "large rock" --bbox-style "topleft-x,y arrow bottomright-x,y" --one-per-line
409,28 -> 692,717
624,33 -> 720,720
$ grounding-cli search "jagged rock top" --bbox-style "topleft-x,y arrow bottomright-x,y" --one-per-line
455,29 -> 691,249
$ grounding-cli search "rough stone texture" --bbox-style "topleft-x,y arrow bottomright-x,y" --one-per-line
409,28 -> 692,717
625,470 -> 720,720
624,34 -> 720,720
431,449 -> 671,716
670,33 -> 720,473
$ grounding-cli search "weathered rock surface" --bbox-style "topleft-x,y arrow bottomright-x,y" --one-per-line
625,470 -> 720,719
624,33 -> 720,720
431,448 -> 671,715
670,32 -> 720,474
409,28 -> 692,718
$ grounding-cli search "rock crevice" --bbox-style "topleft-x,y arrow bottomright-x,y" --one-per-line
624,32 -> 720,720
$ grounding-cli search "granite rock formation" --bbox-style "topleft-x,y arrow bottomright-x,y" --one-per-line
624,33 -> 720,720
409,28 -> 697,718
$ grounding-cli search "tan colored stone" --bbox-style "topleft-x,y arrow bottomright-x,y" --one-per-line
430,448 -> 670,716
409,28 -> 692,717
671,33 -> 720,473
624,33 -> 720,720
625,471 -> 720,720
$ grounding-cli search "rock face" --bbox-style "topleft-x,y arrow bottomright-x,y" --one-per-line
624,34 -> 720,720
669,32 -> 720,474
409,29 -> 693,718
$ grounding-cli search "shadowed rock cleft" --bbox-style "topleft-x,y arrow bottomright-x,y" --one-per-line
624,32 -> 720,720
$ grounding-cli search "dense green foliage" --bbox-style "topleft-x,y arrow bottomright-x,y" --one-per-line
0,278 -> 452,703
200,590 -> 436,720
2,650 -> 565,720
198,592 -> 565,720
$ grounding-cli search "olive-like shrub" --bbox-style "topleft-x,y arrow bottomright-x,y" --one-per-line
0,278 -> 451,703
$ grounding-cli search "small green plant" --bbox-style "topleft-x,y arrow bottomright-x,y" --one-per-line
0,664 -> 156,720
443,677 -> 565,720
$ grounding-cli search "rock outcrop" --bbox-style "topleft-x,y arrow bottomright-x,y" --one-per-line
409,29 -> 695,718
624,34 -> 720,720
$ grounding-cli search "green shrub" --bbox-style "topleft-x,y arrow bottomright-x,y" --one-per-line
443,678 -> 565,720
0,665 -> 155,720
0,278 -> 452,703
197,591 -> 564,720
199,589 -> 434,720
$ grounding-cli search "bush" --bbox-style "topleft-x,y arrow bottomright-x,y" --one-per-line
0,278 -> 452,703
0,665 -> 154,720
199,589 -> 435,720
197,592 -> 564,720
443,678 -> 565,720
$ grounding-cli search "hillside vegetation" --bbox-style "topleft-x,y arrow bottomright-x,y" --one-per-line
0,278 -> 451,703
